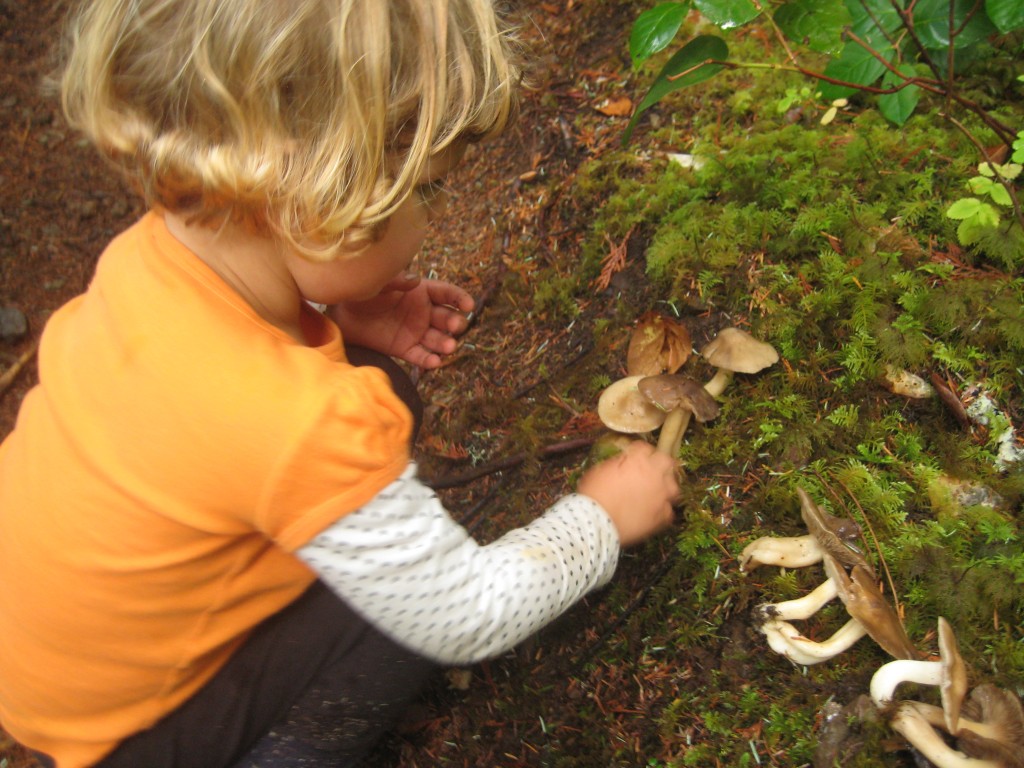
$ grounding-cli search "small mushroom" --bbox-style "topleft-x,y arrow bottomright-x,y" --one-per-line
596,375 -> 667,434
890,702 -> 1003,768
822,553 -> 918,661
637,374 -> 720,456
700,327 -> 779,398
871,617 -> 968,733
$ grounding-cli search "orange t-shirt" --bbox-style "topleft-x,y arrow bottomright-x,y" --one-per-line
0,212 -> 412,767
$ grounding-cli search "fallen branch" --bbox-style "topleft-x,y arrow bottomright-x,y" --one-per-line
0,340 -> 39,398
424,434 -> 597,490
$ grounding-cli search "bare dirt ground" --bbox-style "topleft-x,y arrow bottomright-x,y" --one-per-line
3,1 -> 688,766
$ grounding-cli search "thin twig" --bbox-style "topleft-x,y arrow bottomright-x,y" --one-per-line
0,341 -> 38,397
827,474 -> 904,622
424,434 -> 597,489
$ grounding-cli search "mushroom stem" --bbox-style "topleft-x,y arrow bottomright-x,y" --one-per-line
904,701 -> 1002,741
739,534 -> 824,572
871,659 -> 947,707
891,704 -> 998,768
704,369 -> 734,398
655,408 -> 691,455
755,578 -> 839,622
760,617 -> 867,665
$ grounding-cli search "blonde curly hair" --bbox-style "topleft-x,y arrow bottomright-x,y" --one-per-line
60,0 -> 521,260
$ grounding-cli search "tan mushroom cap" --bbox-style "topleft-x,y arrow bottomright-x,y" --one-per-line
701,327 -> 779,374
597,375 -> 667,433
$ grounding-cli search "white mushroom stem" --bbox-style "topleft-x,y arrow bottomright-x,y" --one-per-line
871,658 -> 948,708
891,703 -> 999,767
704,368 -> 734,398
760,617 -> 867,665
739,534 -> 824,572
756,578 -> 839,621
904,701 -> 1002,741
656,407 -> 691,455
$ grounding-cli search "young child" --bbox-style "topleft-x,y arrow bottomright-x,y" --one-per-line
0,1 -> 680,766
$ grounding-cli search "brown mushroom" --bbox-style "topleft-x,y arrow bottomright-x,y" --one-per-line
637,374 -> 720,456
700,327 -> 779,398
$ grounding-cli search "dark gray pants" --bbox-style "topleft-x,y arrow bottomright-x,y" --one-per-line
34,349 -> 435,768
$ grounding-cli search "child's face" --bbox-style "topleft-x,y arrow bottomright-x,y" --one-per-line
285,145 -> 465,304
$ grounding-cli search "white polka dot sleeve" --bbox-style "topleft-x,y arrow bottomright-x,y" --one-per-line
295,462 -> 621,665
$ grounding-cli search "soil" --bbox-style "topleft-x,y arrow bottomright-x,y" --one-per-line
0,1 -> 711,766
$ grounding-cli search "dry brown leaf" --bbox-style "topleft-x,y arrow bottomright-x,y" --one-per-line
626,312 -> 692,376
595,97 -> 633,117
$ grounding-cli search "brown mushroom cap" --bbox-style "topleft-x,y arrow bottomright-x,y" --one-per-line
638,374 -> 721,423
937,617 -> 969,734
958,684 -> 1024,763
797,487 -> 871,572
596,375 -> 667,433
822,553 -> 918,661
701,327 -> 779,374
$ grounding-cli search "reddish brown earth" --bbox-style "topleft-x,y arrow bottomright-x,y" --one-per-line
2,2 -> 683,766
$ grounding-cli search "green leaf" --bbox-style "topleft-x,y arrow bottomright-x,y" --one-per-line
994,163 -> 1022,181
847,0 -> 903,41
973,177 -> 1013,206
968,176 -> 1012,206
956,202 -> 1001,244
946,197 -> 983,220
978,161 -> 1022,180
624,35 -> 729,143
774,0 -> 851,54
986,0 -> 1024,33
819,39 -> 889,100
630,2 -> 690,66
975,202 -> 1001,228
877,65 -> 920,125
913,0 -> 998,49
693,0 -> 760,29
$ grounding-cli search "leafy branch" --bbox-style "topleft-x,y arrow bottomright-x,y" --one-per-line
624,0 -> 1024,241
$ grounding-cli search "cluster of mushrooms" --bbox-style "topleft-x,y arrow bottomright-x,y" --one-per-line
593,319 -> 1022,765
596,326 -> 779,457
741,492 -> 1024,766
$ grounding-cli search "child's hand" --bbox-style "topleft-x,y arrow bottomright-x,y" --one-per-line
328,274 -> 474,368
577,441 -> 679,547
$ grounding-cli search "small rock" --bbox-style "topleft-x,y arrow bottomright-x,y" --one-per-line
0,306 -> 28,342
